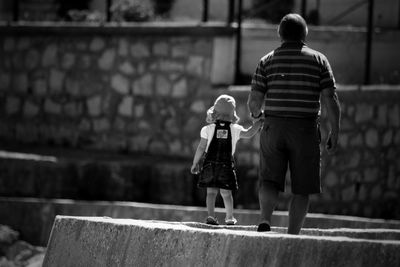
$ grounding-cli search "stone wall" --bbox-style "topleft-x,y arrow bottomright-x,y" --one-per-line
0,24 -> 399,220
0,23 -> 234,156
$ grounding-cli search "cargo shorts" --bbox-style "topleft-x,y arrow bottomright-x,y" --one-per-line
259,116 -> 322,194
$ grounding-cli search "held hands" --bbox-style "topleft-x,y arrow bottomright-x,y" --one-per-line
191,163 -> 200,174
250,110 -> 264,122
326,130 -> 339,155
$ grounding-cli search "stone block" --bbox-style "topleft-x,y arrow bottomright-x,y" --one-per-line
388,105 -> 400,127
111,74 -> 129,95
49,69 -> 64,93
190,100 -> 206,113
130,43 -> 150,58
32,79 -> 47,96
93,118 -> 110,133
132,74 -> 153,96
43,217 -> 400,267
64,102 -> 83,117
6,96 -> 20,115
171,78 -> 187,98
61,53 -> 76,69
79,119 -> 91,132
87,96 -> 102,117
186,56 -> 204,76
25,49 -> 40,70
364,168 -> 379,183
42,44 -> 58,67
89,38 -> 105,52
376,104 -> 388,126
118,96 -> 133,117
3,38 -> 15,52
153,41 -> 169,56
65,77 -> 80,96
193,39 -> 212,56
129,135 -> 150,150
98,49 -> 116,70
119,61 -> 135,75
118,38 -> 129,56
17,38 -> 31,50
155,75 -> 170,96
23,101 -> 40,117
172,43 -> 190,57
365,128 -> 379,148
0,72 -> 11,91
159,60 -> 185,72
211,37 -> 235,84
355,104 -> 374,123
382,130 -> 393,146
133,104 -> 144,118
325,171 -> 338,187
13,73 -> 28,93
44,99 -> 61,115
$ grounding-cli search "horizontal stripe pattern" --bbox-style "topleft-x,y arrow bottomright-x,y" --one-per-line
251,42 -> 336,118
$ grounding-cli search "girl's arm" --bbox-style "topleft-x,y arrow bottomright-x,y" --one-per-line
239,120 -> 263,139
191,138 -> 208,174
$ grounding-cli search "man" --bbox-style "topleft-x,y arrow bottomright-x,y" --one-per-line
248,14 -> 341,234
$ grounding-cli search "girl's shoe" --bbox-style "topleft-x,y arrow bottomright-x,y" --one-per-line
205,216 -> 219,225
225,217 -> 237,225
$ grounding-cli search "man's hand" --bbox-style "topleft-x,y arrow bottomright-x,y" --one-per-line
191,164 -> 199,174
326,131 -> 338,154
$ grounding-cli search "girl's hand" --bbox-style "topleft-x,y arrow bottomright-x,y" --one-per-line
191,164 -> 200,174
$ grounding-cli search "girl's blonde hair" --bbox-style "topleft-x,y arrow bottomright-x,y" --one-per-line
206,94 -> 240,124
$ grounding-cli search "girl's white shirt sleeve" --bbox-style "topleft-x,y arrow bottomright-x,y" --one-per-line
200,123 -> 244,155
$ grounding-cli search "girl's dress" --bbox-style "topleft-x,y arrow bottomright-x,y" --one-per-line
198,120 -> 240,191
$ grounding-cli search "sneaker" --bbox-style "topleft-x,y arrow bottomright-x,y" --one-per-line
225,217 -> 237,225
205,216 -> 219,225
257,222 -> 271,232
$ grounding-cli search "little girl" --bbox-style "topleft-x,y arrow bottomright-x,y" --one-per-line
191,94 -> 263,225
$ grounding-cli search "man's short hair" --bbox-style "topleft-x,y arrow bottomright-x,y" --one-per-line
278,14 -> 308,41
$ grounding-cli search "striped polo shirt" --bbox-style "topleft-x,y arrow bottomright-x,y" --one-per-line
251,42 -> 336,118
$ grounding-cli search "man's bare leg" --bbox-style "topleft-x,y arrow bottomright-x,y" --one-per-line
288,194 -> 309,234
258,182 -> 279,229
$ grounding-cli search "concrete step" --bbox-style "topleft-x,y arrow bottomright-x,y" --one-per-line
43,216 -> 400,267
1,197 -> 400,246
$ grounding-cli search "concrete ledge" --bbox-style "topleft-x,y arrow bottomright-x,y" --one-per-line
43,216 -> 400,267
2,197 -> 400,246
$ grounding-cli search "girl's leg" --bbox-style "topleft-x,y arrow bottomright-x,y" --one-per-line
206,188 -> 219,217
220,189 -> 234,220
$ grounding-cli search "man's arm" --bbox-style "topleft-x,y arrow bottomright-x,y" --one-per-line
240,119 -> 263,139
247,90 -> 265,118
321,88 -> 341,154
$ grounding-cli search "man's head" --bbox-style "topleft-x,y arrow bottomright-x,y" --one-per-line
278,13 -> 308,42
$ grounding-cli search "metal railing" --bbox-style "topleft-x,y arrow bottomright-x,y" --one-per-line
11,0 -> 237,24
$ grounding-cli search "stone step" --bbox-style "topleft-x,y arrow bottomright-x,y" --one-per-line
1,197 -> 400,246
43,216 -> 400,267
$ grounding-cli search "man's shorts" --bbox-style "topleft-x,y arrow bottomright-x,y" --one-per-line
259,116 -> 321,195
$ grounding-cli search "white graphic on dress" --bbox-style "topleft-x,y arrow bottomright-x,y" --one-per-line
216,130 -> 228,139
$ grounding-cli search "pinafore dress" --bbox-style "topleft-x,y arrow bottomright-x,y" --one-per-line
198,120 -> 238,191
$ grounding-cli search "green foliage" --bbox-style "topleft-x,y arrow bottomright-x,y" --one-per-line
110,0 -> 153,22
151,0 -> 175,17
251,0 -> 294,23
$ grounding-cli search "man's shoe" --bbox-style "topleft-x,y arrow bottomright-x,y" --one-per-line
257,222 -> 271,232
225,217 -> 237,225
205,216 -> 219,225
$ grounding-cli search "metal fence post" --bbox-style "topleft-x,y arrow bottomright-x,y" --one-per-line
202,0 -> 209,22
13,0 -> 19,21
106,0 -> 112,22
364,0 -> 374,85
